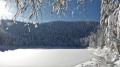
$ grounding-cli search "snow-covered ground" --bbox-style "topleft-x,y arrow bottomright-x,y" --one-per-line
0,48 -> 94,67
74,48 -> 120,67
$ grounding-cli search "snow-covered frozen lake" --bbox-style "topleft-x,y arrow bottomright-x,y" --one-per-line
0,48 -> 94,67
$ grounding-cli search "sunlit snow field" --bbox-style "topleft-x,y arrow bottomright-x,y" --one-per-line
0,48 -> 94,67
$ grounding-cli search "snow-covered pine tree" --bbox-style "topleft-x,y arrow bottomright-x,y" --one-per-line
95,0 -> 120,66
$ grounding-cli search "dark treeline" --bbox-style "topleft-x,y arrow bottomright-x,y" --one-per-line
0,20 -> 99,48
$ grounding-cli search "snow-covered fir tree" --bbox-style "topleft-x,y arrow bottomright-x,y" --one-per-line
92,0 -> 120,66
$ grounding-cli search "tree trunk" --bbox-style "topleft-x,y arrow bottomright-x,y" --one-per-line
117,45 -> 120,54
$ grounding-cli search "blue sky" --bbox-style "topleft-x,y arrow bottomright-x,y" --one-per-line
2,0 -> 101,22
42,0 -> 101,22
37,0 -> 101,22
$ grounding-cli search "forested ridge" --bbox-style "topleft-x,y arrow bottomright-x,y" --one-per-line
0,20 -> 99,47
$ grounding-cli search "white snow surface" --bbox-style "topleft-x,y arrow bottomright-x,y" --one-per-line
74,48 -> 120,67
74,58 -> 98,67
0,48 -> 94,67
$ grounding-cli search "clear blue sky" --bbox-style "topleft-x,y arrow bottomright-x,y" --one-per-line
40,0 -> 101,22
37,0 -> 101,22
6,0 -> 101,22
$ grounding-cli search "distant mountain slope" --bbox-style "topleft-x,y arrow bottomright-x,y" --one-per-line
0,20 -> 99,47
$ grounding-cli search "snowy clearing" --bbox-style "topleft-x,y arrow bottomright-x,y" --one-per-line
0,48 -> 94,67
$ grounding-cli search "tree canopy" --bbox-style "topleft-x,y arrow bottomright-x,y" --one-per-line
5,0 -> 91,23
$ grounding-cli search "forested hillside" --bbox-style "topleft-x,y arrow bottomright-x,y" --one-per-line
0,20 -> 99,47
